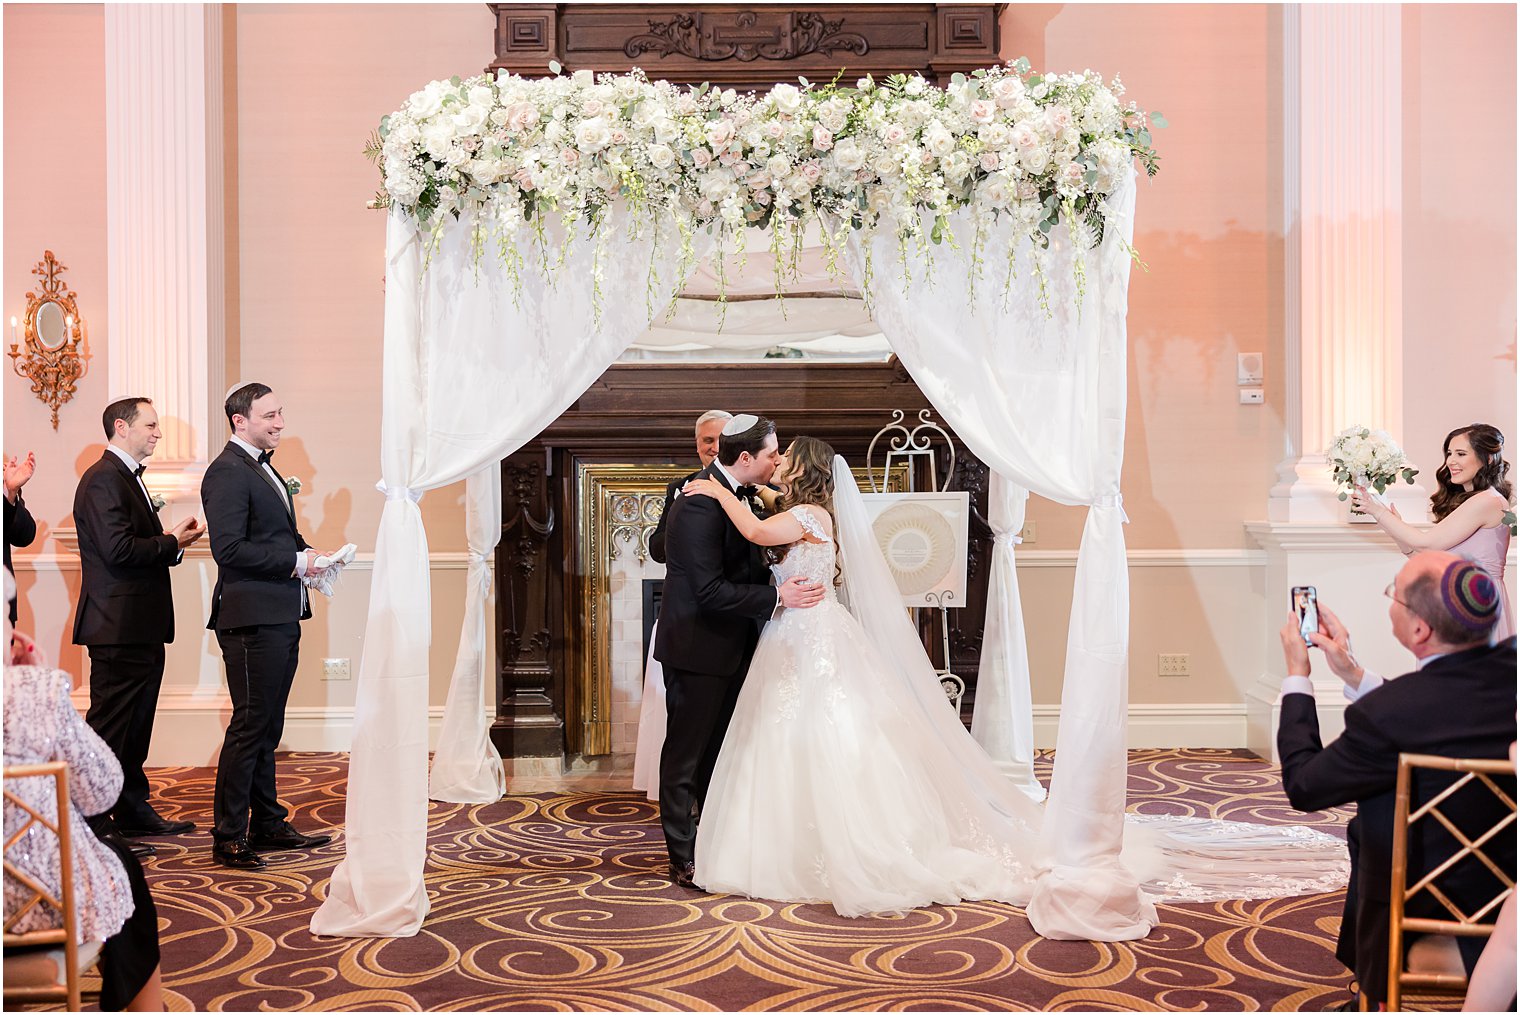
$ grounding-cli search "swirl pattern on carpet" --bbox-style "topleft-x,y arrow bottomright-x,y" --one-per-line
18,749 -> 1463,1011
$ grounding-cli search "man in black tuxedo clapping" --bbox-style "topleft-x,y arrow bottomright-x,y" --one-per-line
73,397 -> 205,842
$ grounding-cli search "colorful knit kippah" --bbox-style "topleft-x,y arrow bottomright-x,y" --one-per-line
1441,560 -> 1499,631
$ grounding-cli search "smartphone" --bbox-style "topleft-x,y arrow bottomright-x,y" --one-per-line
1291,585 -> 1319,647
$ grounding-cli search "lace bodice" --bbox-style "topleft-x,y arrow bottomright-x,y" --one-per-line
771,506 -> 839,602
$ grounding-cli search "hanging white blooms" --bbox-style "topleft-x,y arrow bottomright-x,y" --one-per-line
367,59 -> 1165,318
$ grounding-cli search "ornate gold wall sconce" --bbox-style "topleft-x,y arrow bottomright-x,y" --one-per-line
9,251 -> 87,429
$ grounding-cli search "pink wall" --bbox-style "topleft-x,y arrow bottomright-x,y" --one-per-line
1004,4 -> 1285,549
232,3 -> 495,553
1402,4 -> 1518,490
4,4 -> 110,534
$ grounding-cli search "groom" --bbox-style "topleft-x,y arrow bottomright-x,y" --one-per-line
654,414 -> 823,887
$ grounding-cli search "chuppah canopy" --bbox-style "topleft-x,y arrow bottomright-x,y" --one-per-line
313,63 -> 1160,940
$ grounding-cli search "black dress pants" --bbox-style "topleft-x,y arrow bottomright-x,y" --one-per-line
83,643 -> 167,827
658,662 -> 747,869
213,622 -> 300,844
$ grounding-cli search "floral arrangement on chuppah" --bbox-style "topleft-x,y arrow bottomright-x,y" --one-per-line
367,60 -> 1163,317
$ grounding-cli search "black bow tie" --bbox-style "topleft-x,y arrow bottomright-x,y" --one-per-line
735,484 -> 758,500
133,464 -> 146,478
257,450 -> 274,465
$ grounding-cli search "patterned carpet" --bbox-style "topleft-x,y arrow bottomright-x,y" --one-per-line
27,749 -> 1462,1011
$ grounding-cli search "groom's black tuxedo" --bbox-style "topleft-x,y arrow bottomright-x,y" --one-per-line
653,463 -> 776,675
202,440 -> 313,846
653,462 -> 778,872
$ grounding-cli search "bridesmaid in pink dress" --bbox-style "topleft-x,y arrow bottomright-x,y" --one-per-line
1354,423 -> 1515,641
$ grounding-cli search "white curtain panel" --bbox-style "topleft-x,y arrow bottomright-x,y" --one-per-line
427,466 -> 506,804
971,475 -> 1045,803
311,205 -> 710,937
849,172 -> 1153,940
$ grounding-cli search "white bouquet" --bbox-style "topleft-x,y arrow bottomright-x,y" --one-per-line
1326,425 -> 1419,502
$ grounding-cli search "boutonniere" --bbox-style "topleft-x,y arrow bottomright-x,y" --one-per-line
285,476 -> 303,497
149,492 -> 166,513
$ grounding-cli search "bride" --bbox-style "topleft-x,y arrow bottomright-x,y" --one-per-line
682,436 -> 1349,935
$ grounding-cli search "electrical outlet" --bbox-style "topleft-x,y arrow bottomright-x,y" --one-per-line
1239,387 -> 1264,405
322,658 -> 351,681
1019,522 -> 1037,543
1158,653 -> 1190,677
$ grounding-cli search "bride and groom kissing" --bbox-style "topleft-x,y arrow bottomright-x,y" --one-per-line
652,414 -> 1351,930
652,413 -> 1048,916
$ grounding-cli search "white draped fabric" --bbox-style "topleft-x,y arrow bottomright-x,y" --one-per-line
427,467 -> 505,803
310,207 -> 711,936
319,174 -> 1146,940
851,174 -> 1152,939
970,475 -> 1045,803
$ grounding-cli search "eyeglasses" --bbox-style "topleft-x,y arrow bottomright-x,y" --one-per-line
1384,581 -> 1431,626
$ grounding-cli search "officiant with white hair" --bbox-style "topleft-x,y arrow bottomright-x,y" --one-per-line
201,382 -> 341,870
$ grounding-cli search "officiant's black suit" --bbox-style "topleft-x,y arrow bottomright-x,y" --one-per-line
202,441 -> 312,846
653,462 -> 777,871
72,450 -> 183,829
1277,639 -> 1517,1003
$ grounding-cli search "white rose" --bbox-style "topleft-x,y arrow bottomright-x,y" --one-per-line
767,154 -> 791,178
653,116 -> 680,144
720,88 -> 738,107
766,120 -> 786,141
647,143 -> 675,170
981,175 -> 1012,207
422,120 -> 456,157
706,118 -> 736,148
832,137 -> 865,171
1022,145 -> 1050,174
770,83 -> 803,114
1012,123 -> 1040,149
1058,160 -> 1086,191
969,99 -> 997,124
408,81 -> 446,119
451,103 -> 489,135
699,173 -> 734,202
978,122 -> 1011,148
979,151 -> 1000,172
924,125 -> 955,158
881,123 -> 908,146
444,145 -> 470,169
989,76 -> 1023,108
904,75 -> 926,96
941,150 -> 972,182
581,97 -> 605,117
871,153 -> 899,177
615,77 -> 643,103
675,94 -> 698,116
574,117 -> 611,152
572,69 -> 594,87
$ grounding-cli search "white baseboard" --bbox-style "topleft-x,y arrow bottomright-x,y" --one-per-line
1031,702 -> 1248,749
116,694 -> 1253,767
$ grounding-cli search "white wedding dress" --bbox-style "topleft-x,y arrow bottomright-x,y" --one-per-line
694,459 -> 1349,932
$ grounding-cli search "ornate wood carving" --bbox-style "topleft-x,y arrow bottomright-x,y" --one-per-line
624,11 -> 869,63
487,4 -> 1003,89
493,360 -> 994,757
491,453 -> 564,757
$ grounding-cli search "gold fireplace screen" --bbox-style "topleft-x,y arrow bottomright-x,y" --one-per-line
572,459 -> 909,754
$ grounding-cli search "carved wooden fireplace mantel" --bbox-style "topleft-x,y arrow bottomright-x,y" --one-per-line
486,4 -> 1004,88
492,361 -> 996,761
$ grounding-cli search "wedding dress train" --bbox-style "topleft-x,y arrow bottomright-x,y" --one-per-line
693,460 -> 1349,935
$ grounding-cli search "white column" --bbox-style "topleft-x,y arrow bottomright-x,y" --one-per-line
1250,5 -> 1417,757
106,3 -> 225,504
1270,4 -> 1417,523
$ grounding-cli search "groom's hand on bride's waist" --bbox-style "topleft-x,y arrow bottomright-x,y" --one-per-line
778,576 -> 825,609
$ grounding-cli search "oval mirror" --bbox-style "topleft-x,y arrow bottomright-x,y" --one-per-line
35,301 -> 68,351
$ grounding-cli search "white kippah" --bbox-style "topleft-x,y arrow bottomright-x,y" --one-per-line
721,413 -> 759,436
